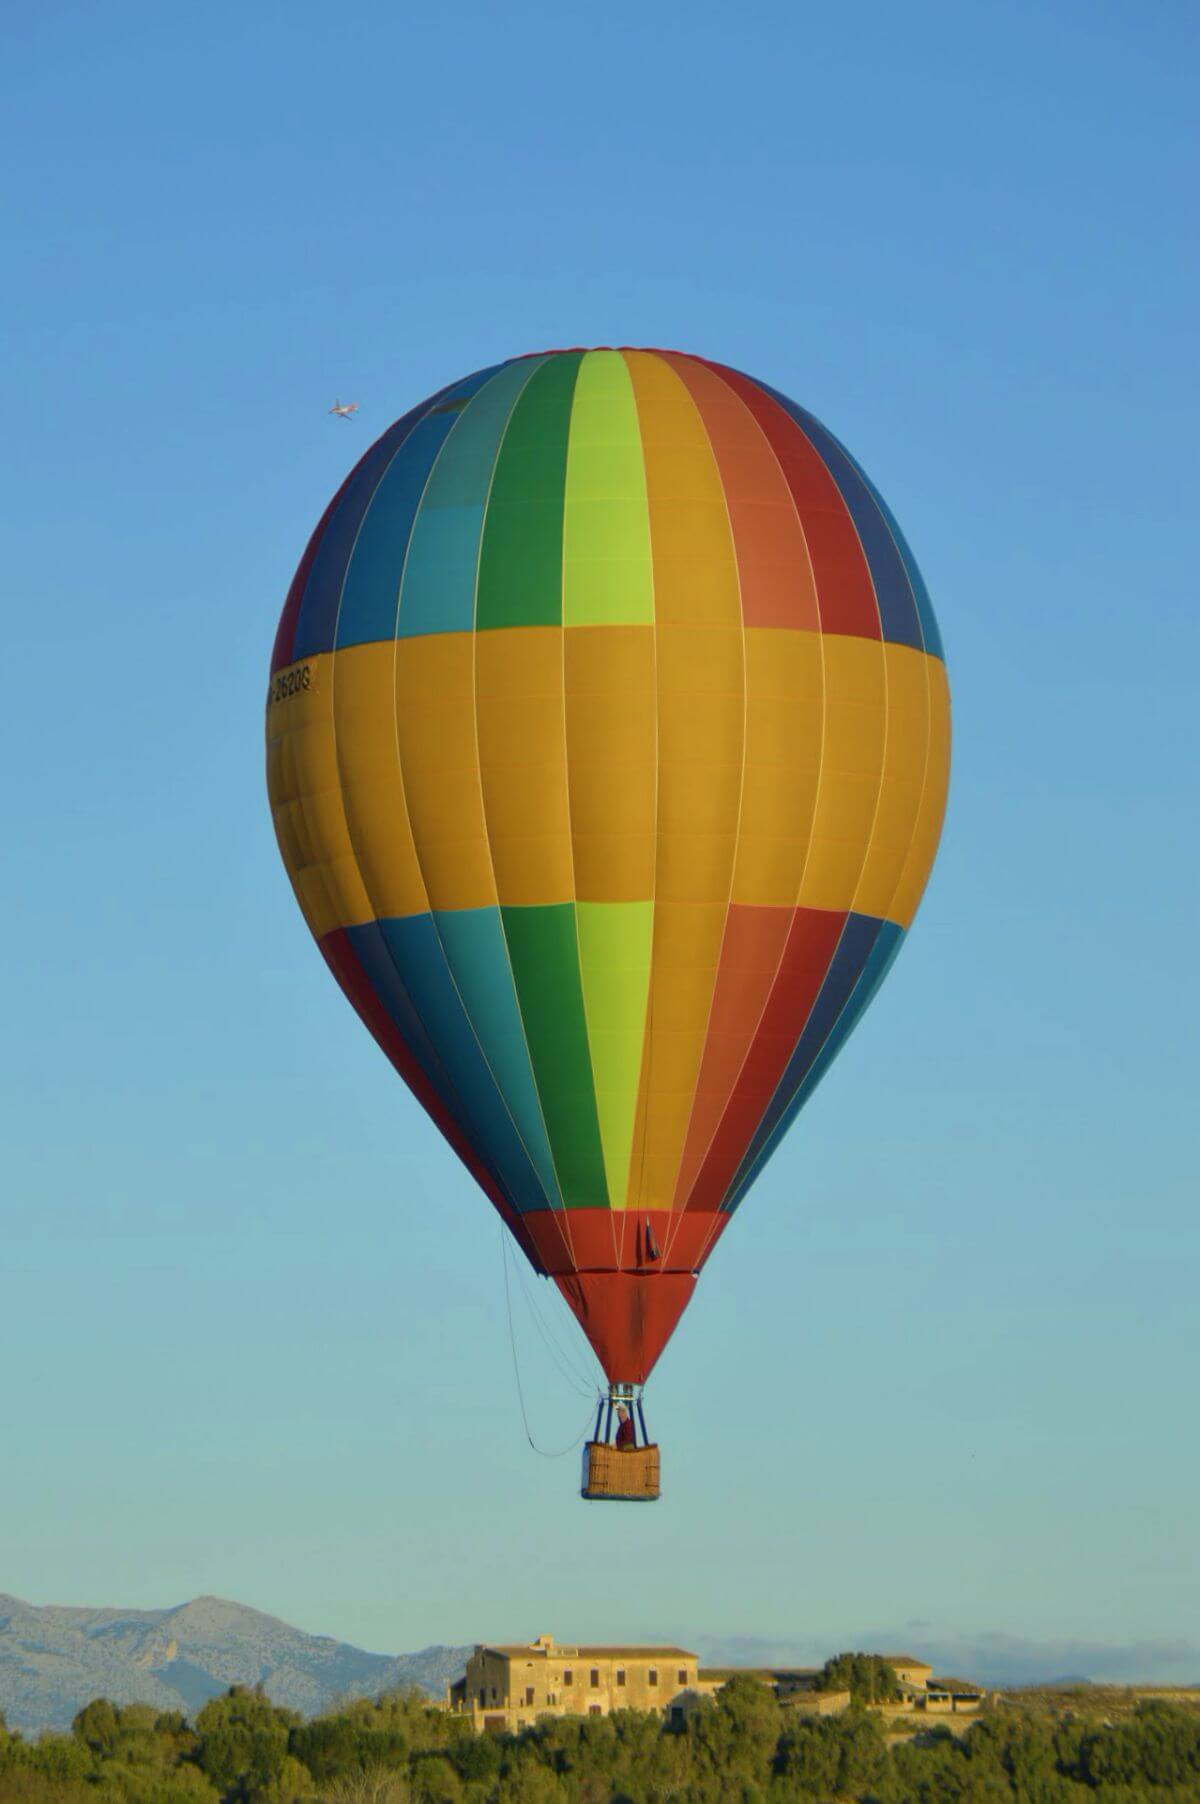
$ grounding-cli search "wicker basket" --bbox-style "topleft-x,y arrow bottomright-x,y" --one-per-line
581,1440 -> 661,1501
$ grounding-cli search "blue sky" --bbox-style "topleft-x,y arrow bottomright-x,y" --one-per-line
3,1 -> 1197,1678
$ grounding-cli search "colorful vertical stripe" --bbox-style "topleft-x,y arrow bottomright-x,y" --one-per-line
267,349 -> 951,1383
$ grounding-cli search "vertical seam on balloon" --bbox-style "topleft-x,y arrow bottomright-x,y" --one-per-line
331,365 -> 569,1231
565,379 -> 625,1275
618,350 -> 657,1268
636,350 -> 745,1250
325,373 -> 528,1211
719,402 -> 898,1212
559,356 -> 620,1266
618,351 -> 663,1267
593,355 -> 655,1231
654,353 -> 749,1273
470,359 -> 581,1274
679,365 -> 830,1267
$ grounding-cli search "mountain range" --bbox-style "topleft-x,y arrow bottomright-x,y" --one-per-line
4,1594 -> 1197,1737
0,1594 -> 468,1735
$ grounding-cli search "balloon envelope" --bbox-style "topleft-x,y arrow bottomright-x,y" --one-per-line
267,349 -> 950,1384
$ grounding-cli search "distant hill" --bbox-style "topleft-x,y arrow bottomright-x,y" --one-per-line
694,1633 -> 1199,1691
0,1594 -> 469,1734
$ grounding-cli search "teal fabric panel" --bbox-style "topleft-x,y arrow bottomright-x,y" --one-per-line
399,357 -> 545,639
333,370 -> 497,649
434,905 -> 564,1210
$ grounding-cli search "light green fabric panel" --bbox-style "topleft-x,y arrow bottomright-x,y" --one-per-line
563,350 -> 655,626
576,900 -> 654,1208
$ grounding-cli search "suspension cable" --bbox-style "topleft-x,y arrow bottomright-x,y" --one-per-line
507,1237 -> 599,1397
501,1225 -> 601,1457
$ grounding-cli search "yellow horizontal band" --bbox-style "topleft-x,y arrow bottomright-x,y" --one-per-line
265,627 -> 949,942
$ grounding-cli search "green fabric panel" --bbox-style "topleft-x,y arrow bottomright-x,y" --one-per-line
563,351 -> 655,626
500,902 -> 610,1209
476,353 -> 582,630
576,900 -> 654,1208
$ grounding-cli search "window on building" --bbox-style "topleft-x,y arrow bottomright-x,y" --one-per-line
525,1687 -> 534,1706
589,1704 -> 601,1716
616,1669 -> 626,1687
563,1668 -> 573,1686
678,1669 -> 687,1686
590,1669 -> 599,1688
648,1669 -> 658,1687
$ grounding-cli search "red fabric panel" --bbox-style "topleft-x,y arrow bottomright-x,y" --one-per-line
685,907 -> 847,1212
521,1208 -> 727,1277
672,905 -> 795,1207
553,1270 -> 697,1384
700,362 -> 881,641
317,930 -> 539,1269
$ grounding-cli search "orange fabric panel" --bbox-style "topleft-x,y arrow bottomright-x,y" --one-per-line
660,352 -> 820,631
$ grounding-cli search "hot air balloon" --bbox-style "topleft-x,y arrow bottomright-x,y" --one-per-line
266,348 -> 949,1500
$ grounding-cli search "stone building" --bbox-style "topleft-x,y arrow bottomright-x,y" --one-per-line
447,1638 -> 981,1734
883,1655 -> 934,1691
447,1635 -> 701,1733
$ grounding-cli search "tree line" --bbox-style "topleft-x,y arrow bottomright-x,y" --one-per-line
1,1669 -> 1199,1802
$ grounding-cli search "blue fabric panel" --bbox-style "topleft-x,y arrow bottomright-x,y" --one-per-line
293,367 -> 497,660
375,915 -> 553,1215
827,440 -> 945,661
335,366 -> 502,649
434,906 -> 564,1210
293,398 -> 443,662
756,383 -> 924,653
726,918 -> 905,1215
342,919 -> 511,1205
399,357 -> 542,638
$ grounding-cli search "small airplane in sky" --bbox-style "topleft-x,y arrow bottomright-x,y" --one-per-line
328,400 -> 359,420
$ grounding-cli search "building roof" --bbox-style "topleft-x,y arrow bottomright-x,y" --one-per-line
483,1644 -> 694,1661
882,1654 -> 932,1668
929,1677 -> 985,1695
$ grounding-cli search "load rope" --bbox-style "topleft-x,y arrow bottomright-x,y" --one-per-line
501,1226 -> 601,1457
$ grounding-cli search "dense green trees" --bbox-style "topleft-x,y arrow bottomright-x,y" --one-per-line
0,1684 -> 1198,1801
813,1653 -> 903,1705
